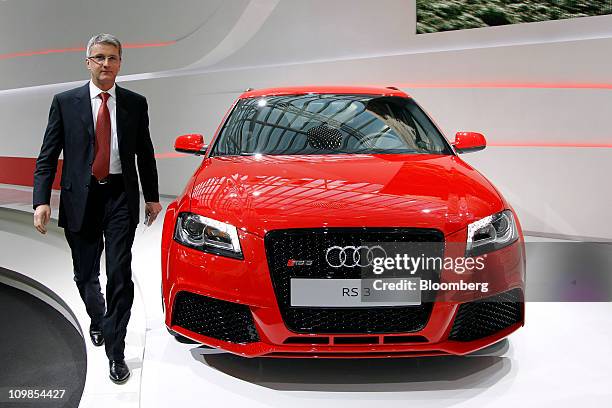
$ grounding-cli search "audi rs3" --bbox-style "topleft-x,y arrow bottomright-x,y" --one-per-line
161,86 -> 525,357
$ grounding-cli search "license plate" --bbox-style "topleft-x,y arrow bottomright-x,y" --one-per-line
290,278 -> 421,307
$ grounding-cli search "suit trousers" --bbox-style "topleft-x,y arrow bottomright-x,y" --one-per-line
64,175 -> 136,360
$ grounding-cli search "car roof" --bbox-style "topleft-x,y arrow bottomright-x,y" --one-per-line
240,86 -> 410,99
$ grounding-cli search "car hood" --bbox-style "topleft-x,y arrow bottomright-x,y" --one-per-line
188,154 -> 504,237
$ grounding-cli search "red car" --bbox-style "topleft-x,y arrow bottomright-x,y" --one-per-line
161,86 -> 525,358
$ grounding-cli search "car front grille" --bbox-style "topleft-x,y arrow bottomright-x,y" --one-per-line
264,228 -> 445,334
171,291 -> 259,344
448,288 -> 524,342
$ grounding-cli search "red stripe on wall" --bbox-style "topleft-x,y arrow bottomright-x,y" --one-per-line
0,41 -> 176,61
0,157 -> 62,189
154,152 -> 188,159
393,82 -> 612,90
488,142 -> 612,148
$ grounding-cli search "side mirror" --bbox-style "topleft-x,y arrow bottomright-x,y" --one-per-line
174,134 -> 207,155
454,132 -> 486,154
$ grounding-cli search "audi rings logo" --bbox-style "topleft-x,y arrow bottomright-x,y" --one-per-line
325,246 -> 387,268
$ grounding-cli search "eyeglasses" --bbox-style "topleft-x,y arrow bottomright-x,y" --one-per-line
87,55 -> 121,65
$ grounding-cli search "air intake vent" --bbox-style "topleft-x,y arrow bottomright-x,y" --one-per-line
284,337 -> 329,345
448,289 -> 523,342
383,335 -> 428,344
172,291 -> 259,344
334,336 -> 378,345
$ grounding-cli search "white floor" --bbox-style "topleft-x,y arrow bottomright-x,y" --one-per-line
1,183 -> 611,407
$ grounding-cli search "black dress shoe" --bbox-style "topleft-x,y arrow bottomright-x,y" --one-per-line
89,325 -> 104,347
109,360 -> 130,384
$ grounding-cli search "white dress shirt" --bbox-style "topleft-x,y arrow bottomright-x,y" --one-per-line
89,81 -> 122,174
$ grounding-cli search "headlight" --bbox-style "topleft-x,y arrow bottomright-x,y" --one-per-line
174,212 -> 243,259
466,210 -> 519,257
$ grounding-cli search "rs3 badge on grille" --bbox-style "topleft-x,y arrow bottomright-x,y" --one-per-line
287,259 -> 313,266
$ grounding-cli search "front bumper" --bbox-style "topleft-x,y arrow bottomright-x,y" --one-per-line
163,228 -> 525,358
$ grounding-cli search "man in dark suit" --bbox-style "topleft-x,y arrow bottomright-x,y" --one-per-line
33,33 -> 162,384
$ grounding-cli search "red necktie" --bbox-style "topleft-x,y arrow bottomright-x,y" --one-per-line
93,92 -> 111,181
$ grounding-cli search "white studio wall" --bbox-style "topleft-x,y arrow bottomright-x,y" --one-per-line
1,0 -> 611,239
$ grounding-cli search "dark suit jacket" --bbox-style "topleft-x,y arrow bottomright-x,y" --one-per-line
33,82 -> 159,232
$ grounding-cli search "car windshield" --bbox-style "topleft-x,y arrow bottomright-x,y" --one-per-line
211,94 -> 453,156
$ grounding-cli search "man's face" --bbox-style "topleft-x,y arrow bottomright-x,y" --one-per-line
86,43 -> 121,88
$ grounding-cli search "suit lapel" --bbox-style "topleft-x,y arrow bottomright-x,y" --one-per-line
115,85 -> 129,151
75,83 -> 94,142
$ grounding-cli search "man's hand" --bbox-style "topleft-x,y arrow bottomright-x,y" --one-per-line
144,202 -> 163,226
34,204 -> 51,234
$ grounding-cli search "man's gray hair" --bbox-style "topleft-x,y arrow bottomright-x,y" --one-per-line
86,33 -> 122,58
